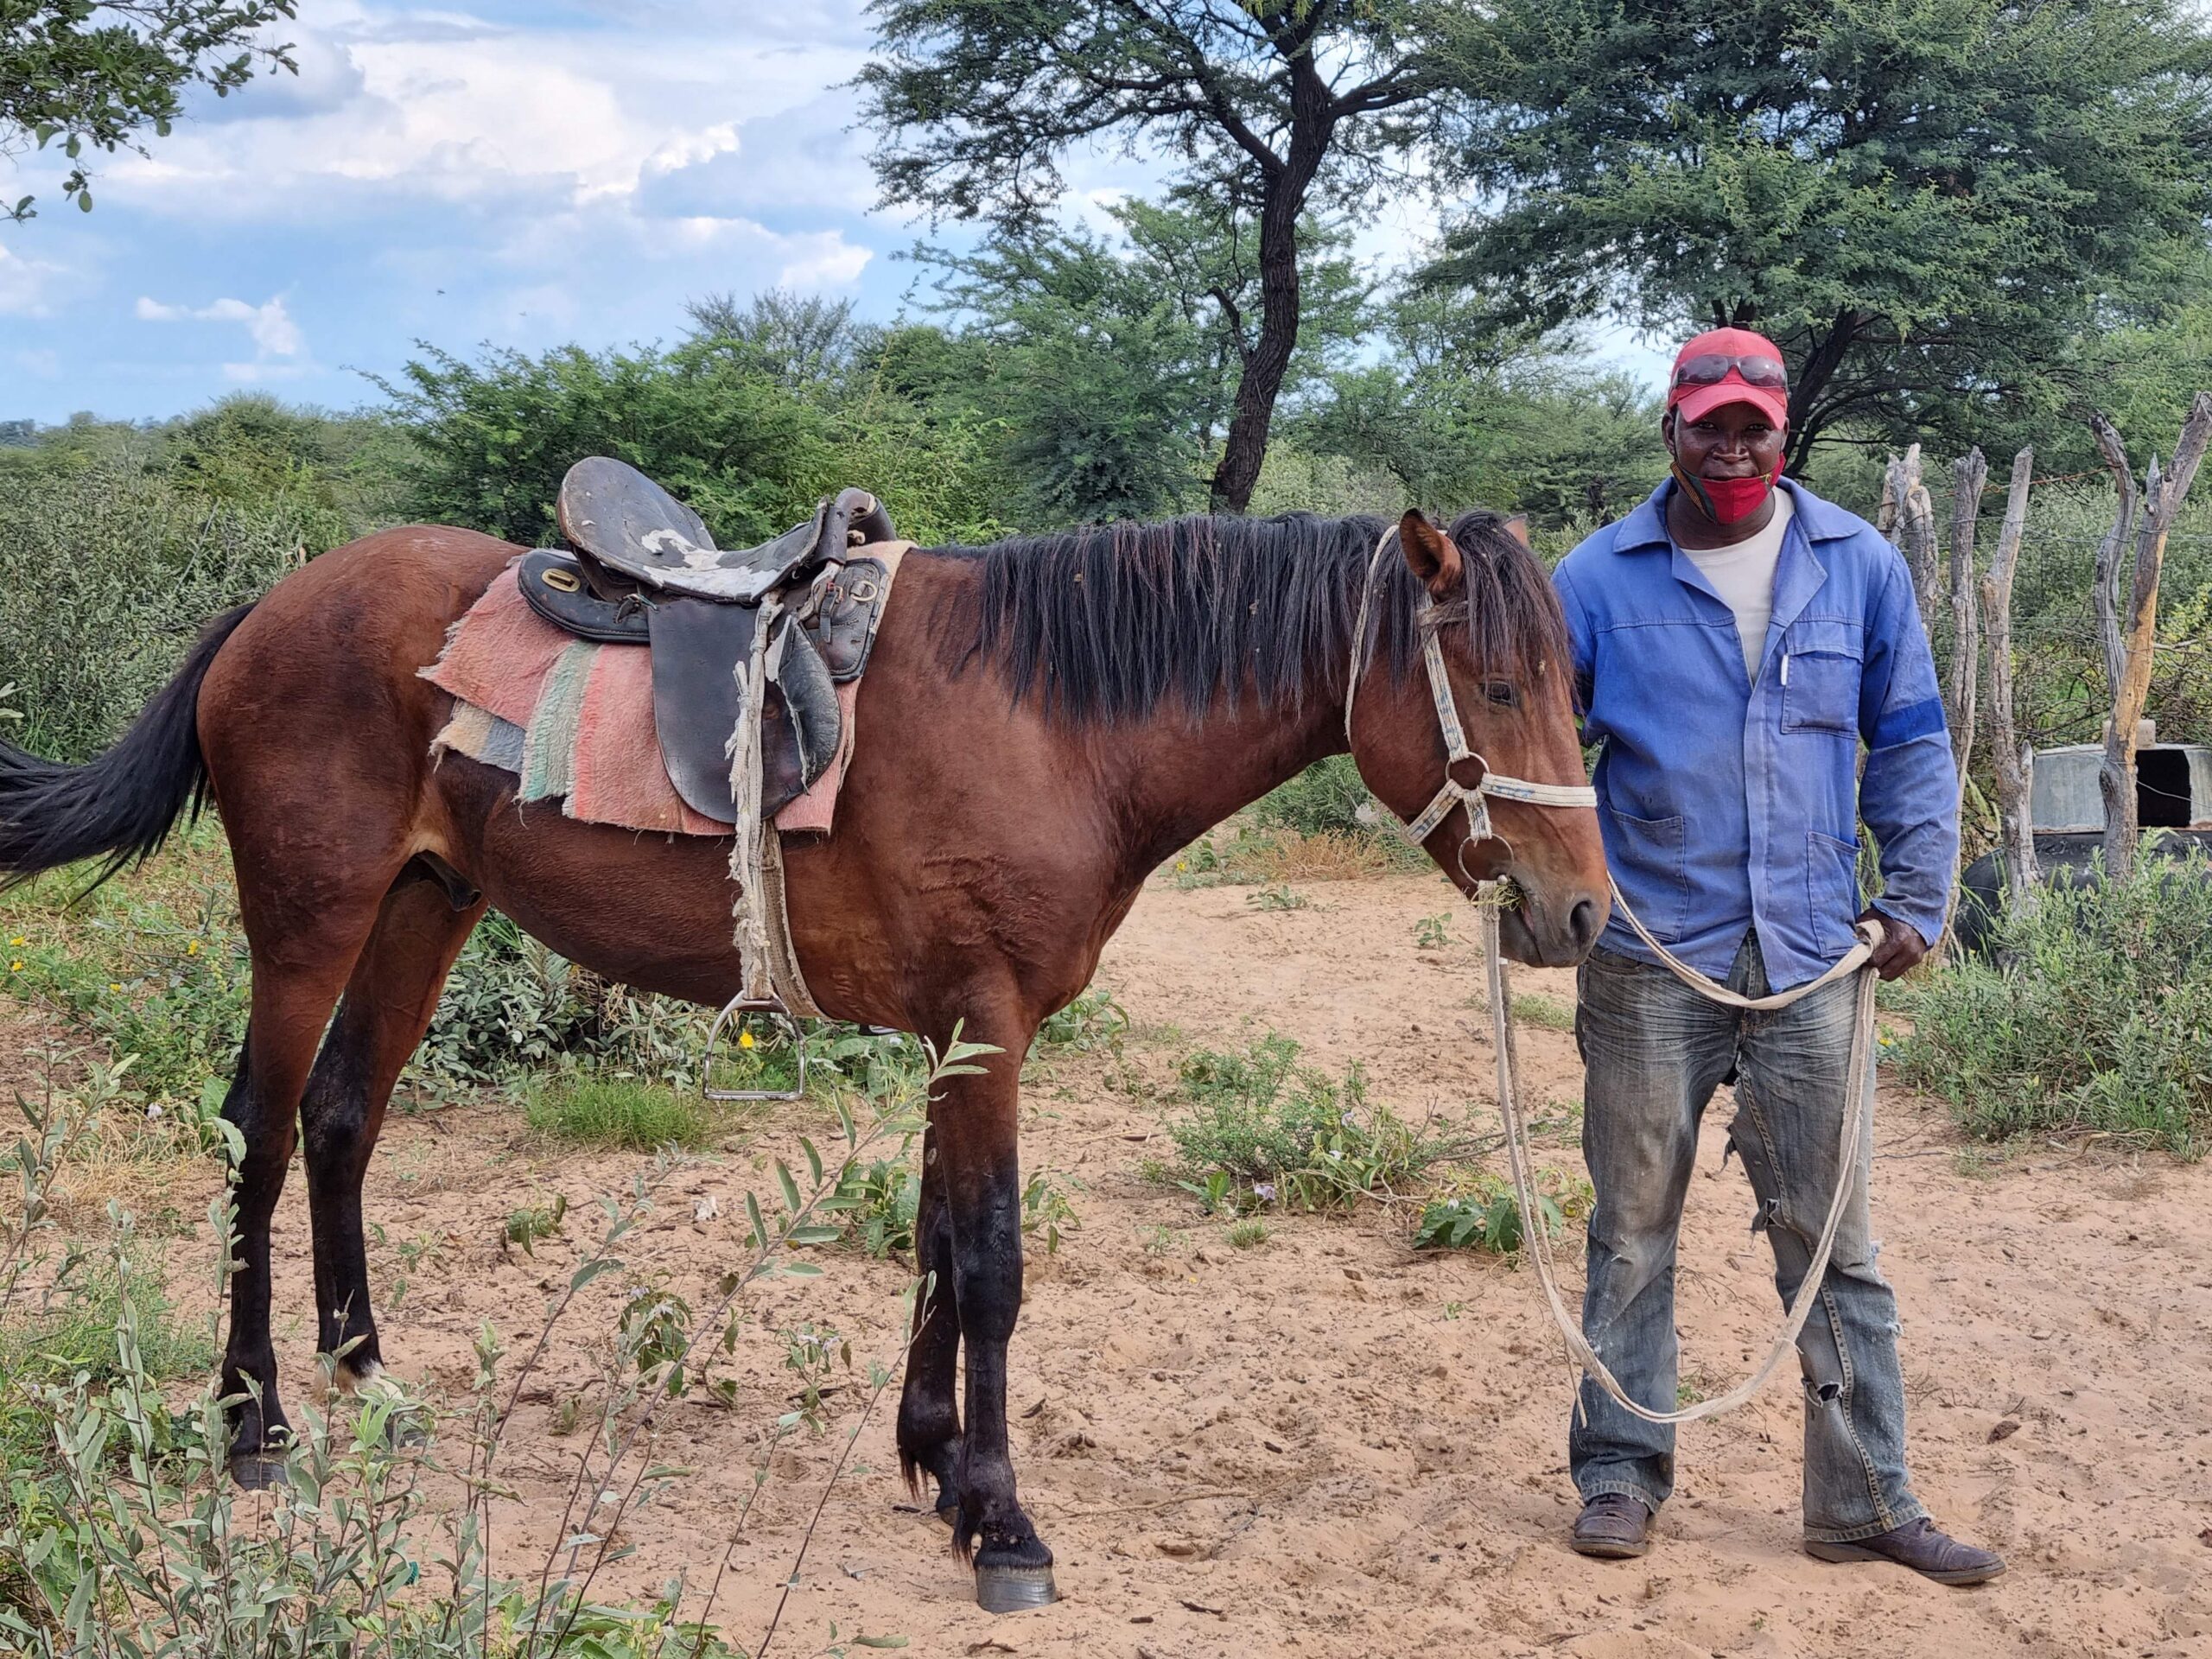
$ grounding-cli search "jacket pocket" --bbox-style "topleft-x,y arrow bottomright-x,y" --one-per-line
1780,626 -> 1864,736
1807,829 -> 1864,953
1605,807 -> 1688,943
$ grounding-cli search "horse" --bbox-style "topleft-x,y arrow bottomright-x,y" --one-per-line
0,504 -> 1608,1609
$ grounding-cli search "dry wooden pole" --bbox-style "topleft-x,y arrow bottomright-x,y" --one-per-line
1946,448 -> 1989,824
2088,414 -> 2138,700
1882,444 -> 1940,617
1980,448 -> 2037,918
2102,391 -> 2212,880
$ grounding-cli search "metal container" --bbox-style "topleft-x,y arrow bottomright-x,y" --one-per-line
2028,743 -> 2212,833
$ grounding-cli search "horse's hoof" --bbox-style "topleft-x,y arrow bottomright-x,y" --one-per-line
975,1562 -> 1059,1613
934,1483 -> 960,1529
228,1450 -> 289,1491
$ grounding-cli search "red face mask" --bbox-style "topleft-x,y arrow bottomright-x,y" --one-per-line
1674,460 -> 1783,525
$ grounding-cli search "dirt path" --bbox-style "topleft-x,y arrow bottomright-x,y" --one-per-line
26,873 -> 2212,1657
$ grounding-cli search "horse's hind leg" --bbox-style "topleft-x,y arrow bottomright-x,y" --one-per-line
221,903 -> 386,1486
897,1123 -> 964,1522
302,860 -> 484,1396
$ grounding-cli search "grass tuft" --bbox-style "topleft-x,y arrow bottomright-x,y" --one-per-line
524,1076 -> 718,1151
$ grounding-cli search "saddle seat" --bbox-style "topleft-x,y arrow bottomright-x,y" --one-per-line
515,458 -> 899,827
559,455 -> 893,605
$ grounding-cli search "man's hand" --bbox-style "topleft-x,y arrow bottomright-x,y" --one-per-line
1856,907 -> 1929,981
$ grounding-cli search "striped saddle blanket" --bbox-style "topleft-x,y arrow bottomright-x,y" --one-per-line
418,557 -> 893,837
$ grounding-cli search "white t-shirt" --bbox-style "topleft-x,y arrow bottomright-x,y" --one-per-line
1677,488 -> 1794,683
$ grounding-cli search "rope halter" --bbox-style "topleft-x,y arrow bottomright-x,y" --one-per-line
1345,525 -> 1596,880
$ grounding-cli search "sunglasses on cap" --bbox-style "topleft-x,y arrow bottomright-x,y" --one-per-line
1672,353 -> 1789,391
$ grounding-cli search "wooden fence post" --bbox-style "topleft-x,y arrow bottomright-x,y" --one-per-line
2102,391 -> 2212,880
2089,413 -> 2138,701
1946,448 -> 1989,826
1980,448 -> 2037,917
1882,443 -> 1940,618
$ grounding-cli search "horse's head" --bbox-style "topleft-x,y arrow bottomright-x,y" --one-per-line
1347,509 -> 1609,968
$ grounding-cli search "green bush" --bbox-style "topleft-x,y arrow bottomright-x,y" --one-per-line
1163,1032 -> 1451,1208
1897,847 -> 2212,1156
1252,754 -> 1376,838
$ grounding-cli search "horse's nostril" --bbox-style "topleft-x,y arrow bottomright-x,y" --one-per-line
1569,896 -> 1601,949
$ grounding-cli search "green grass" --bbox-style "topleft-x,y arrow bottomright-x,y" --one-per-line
1897,847 -> 2212,1158
0,1258 -> 213,1479
1510,991 -> 1576,1032
524,1076 -> 719,1151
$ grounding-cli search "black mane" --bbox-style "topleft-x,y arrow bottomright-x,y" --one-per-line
931,510 -> 1568,726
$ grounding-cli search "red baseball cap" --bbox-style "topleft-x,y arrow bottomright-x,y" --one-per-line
1668,327 -> 1790,428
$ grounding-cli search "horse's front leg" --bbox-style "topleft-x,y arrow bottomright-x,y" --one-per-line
922,1000 -> 1057,1611
895,1122 -> 964,1523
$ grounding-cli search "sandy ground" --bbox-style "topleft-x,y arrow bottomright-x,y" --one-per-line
16,871 -> 2212,1658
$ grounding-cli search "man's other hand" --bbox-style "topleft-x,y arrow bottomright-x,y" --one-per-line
1857,908 -> 1929,980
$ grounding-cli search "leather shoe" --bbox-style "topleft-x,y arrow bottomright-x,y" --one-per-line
1569,1492 -> 1651,1559
1805,1516 -> 2005,1585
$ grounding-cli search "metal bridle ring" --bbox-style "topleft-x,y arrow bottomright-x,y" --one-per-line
1455,824 -> 1515,888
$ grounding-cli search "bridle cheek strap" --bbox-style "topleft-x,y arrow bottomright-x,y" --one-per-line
1349,527 -> 1596,870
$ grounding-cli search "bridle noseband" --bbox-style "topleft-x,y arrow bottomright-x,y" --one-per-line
1345,526 -> 1597,885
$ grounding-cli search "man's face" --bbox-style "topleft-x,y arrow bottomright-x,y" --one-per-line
1666,402 -> 1786,479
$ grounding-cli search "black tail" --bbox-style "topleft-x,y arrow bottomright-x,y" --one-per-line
0,604 -> 256,889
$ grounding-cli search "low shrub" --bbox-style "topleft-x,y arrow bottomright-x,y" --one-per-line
1413,1167 -> 1592,1255
1897,846 -> 2212,1157
1162,1032 -> 1452,1209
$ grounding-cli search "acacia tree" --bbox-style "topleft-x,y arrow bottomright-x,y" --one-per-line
2,1 -> 298,221
857,0 -> 1448,512
1427,0 -> 2212,471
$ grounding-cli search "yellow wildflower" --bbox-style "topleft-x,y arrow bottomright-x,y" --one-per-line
7,936 -> 22,947
738,1030 -> 756,1050
186,940 -> 201,957
110,982 -> 123,993
8,961 -> 22,974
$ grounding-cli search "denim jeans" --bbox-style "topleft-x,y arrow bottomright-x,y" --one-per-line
1569,933 -> 1925,1543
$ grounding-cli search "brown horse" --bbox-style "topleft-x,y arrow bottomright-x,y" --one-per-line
0,505 -> 1606,1607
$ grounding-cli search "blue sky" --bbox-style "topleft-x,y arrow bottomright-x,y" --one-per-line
0,1 -> 1667,426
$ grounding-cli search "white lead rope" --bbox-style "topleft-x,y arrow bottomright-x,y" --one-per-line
1484,891 -> 1881,1426
1351,524 -> 1883,1426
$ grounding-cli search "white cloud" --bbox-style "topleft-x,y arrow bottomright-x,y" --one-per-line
14,347 -> 60,378
137,295 -> 306,361
0,243 -> 67,316
778,234 -> 872,289
89,6 -> 866,221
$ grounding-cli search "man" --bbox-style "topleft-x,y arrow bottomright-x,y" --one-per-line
1548,327 -> 2003,1584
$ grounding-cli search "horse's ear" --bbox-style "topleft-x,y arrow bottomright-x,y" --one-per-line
1503,514 -> 1531,550
1398,510 -> 1462,599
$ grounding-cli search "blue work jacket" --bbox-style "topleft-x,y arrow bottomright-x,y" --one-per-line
1553,478 -> 1959,990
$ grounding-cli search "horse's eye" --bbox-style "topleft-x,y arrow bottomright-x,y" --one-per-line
1484,681 -> 1517,708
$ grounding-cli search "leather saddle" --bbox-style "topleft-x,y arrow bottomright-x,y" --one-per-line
558,455 -> 893,603
515,459 -> 896,825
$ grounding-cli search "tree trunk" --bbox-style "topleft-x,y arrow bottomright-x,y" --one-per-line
2102,391 -> 2212,880
1209,45 -> 1336,515
2088,413 -> 2138,700
1980,448 -> 2037,919
1781,309 -> 1861,475
1945,448 -> 1989,825
1209,180 -> 1305,512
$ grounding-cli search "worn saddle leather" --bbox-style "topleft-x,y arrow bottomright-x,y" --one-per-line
558,456 -> 894,605
515,474 -> 897,827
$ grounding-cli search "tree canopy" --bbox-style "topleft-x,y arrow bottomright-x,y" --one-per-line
857,0 -> 1448,511
1,1 -> 297,221
1428,0 -> 2212,469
